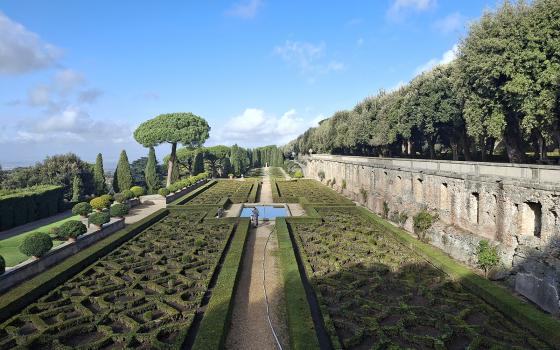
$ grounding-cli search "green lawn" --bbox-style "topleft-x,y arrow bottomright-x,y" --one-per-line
0,215 -> 81,267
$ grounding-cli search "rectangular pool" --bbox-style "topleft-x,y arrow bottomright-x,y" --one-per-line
240,205 -> 288,219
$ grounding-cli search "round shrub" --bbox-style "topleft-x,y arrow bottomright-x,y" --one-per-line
122,189 -> 135,200
113,192 -> 125,203
19,232 -> 53,258
90,196 -> 111,211
0,255 -> 5,274
158,188 -> 170,196
294,170 -> 303,178
58,220 -> 87,240
100,194 -> 113,202
89,212 -> 110,227
130,186 -> 145,198
110,203 -> 129,218
72,202 -> 92,217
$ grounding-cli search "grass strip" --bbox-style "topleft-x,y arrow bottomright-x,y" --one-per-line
192,219 -> 251,349
0,208 -> 169,323
276,218 -> 321,350
357,206 -> 560,348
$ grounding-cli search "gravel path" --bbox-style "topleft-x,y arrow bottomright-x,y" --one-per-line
225,168 -> 289,350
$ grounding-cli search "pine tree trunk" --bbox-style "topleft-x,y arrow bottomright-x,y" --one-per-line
166,142 -> 177,187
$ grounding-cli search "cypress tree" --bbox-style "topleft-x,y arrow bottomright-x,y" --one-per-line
71,175 -> 83,202
145,147 -> 159,194
93,153 -> 106,195
115,150 -> 133,192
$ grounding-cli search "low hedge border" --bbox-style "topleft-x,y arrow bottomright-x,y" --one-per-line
357,206 -> 560,348
276,218 -> 321,350
0,208 -> 169,323
248,180 -> 259,203
192,219 -> 250,349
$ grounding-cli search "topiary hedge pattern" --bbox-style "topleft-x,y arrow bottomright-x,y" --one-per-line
0,212 -> 233,348
19,232 -> 53,258
88,212 -> 110,227
72,202 -> 92,217
185,180 -> 256,205
57,220 -> 87,240
110,203 -> 129,218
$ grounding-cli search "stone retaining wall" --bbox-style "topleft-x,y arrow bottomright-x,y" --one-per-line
0,218 -> 124,293
306,154 -> 560,315
165,179 -> 208,204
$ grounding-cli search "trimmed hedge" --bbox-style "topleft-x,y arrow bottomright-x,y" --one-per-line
110,203 -> 129,218
57,220 -> 87,240
71,202 -> 91,217
90,196 -> 110,211
276,218 -> 320,350
0,208 -> 169,323
0,185 -> 64,231
193,219 -> 250,349
19,232 -> 53,258
130,185 -> 145,197
358,207 -> 560,349
88,212 -> 110,227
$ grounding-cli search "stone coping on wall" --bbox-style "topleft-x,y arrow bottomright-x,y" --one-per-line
0,218 -> 125,294
310,154 -> 560,186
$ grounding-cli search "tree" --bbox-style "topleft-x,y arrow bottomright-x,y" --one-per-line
130,157 -> 148,186
193,151 -> 204,175
477,240 -> 500,278
71,175 -> 83,202
203,145 -> 230,178
134,113 -> 210,187
145,147 -> 159,194
93,153 -> 106,195
114,150 -> 133,193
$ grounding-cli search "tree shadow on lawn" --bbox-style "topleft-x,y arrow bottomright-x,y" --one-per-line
308,261 -> 550,350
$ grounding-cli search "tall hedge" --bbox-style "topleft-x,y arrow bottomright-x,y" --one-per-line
0,185 -> 64,231
93,153 -> 106,195
144,147 -> 159,194
113,150 -> 133,193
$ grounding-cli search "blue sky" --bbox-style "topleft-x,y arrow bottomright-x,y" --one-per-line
0,0 -> 497,168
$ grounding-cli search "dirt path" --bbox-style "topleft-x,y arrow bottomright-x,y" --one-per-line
226,168 -> 289,350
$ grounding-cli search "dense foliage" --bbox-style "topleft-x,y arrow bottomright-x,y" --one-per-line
19,232 -> 53,258
71,175 -> 83,202
88,211 -> 110,227
144,146 -> 160,193
477,240 -> 501,277
130,186 -> 145,198
72,202 -> 92,217
57,220 -> 87,240
134,112 -> 210,187
285,0 -> 560,163
93,153 -> 106,195
110,203 -> 129,218
113,150 -> 133,193
90,196 -> 111,211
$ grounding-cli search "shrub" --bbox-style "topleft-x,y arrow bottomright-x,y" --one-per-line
57,220 -> 87,240
100,194 -> 113,202
113,193 -> 125,203
19,232 -> 53,258
477,240 -> 500,278
0,255 -> 4,274
130,186 -> 145,198
413,211 -> 438,242
382,201 -> 390,219
158,188 -> 170,196
341,179 -> 347,189
72,202 -> 92,217
318,170 -> 325,181
228,173 -> 234,178
89,212 -> 110,227
359,188 -> 368,203
110,203 -> 129,218
389,211 -> 408,227
122,189 -> 135,200
90,196 -> 111,211
294,170 -> 303,178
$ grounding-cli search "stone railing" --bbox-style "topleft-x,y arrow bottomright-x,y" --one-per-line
310,154 -> 560,186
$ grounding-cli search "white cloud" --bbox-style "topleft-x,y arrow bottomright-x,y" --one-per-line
434,12 -> 466,34
274,40 -> 345,81
54,69 -> 86,92
14,106 -> 132,144
0,11 -> 62,75
225,0 -> 263,19
387,0 -> 436,21
209,108 -> 320,147
414,44 -> 458,75
27,85 -> 52,107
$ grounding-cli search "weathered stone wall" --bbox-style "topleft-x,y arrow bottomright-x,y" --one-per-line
305,154 -> 560,315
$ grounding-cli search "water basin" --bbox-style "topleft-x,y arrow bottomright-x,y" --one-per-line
240,205 -> 288,219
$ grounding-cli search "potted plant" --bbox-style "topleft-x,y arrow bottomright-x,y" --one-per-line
110,203 -> 129,219
88,212 -> 110,229
72,202 -> 92,218
130,186 -> 145,198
